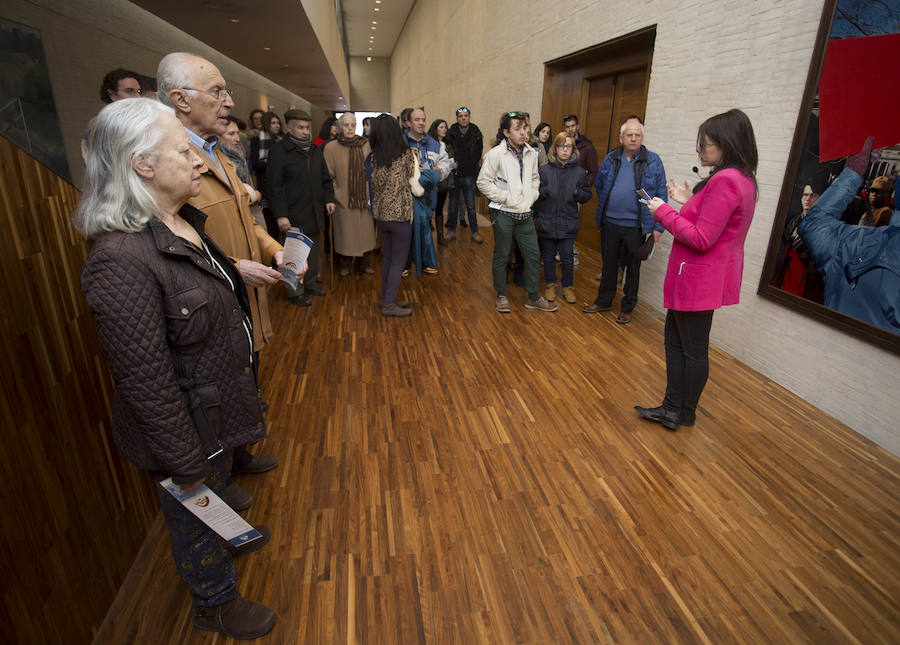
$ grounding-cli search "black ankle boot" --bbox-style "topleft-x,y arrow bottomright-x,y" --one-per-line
634,405 -> 681,431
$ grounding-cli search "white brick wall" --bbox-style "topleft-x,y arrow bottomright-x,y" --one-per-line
391,0 -> 900,454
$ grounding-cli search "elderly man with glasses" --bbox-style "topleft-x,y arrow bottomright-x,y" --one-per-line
156,53 -> 287,511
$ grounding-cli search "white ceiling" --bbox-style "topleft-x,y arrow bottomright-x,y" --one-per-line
341,0 -> 415,57
132,0 -> 414,110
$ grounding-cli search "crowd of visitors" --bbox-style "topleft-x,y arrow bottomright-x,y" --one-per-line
83,56 -> 894,640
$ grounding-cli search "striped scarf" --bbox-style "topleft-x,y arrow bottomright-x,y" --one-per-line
337,134 -> 368,210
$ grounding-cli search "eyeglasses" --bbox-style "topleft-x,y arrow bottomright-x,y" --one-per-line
507,111 -> 529,119
182,86 -> 234,102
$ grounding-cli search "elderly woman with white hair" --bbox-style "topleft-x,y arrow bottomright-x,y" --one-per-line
323,112 -> 377,275
76,98 -> 279,640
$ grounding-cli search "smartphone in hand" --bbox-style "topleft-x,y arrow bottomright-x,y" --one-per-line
636,188 -> 651,204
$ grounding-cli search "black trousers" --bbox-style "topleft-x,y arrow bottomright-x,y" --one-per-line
594,221 -> 642,313
663,309 -> 714,413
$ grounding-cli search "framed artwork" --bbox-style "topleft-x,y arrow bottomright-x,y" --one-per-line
757,0 -> 899,353
0,18 -> 70,181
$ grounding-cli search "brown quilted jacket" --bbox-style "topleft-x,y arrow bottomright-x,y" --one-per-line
80,205 -> 266,484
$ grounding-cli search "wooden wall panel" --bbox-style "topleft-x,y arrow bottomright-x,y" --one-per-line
0,136 -> 158,645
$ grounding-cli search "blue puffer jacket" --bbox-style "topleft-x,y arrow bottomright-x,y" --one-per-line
535,159 -> 591,239
594,145 -> 666,234
798,167 -> 900,333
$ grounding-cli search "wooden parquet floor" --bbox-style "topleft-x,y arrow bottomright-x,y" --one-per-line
94,218 -> 900,644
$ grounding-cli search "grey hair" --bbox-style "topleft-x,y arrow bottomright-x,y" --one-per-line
156,52 -> 200,108
74,99 -> 174,238
338,112 -> 356,125
619,118 -> 645,138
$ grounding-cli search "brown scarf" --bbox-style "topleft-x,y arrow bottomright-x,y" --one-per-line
337,134 -> 368,209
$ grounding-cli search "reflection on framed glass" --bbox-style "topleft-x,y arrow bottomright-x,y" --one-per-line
758,0 -> 900,354
0,18 -> 70,181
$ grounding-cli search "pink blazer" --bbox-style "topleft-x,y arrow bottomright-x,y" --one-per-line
654,168 -> 756,311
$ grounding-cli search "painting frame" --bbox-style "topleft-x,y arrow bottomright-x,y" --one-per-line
756,0 -> 900,355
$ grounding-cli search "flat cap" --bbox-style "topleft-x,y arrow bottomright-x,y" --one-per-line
284,108 -> 311,122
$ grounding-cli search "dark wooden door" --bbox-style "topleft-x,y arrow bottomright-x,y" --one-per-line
579,67 -> 649,250
541,28 -> 655,253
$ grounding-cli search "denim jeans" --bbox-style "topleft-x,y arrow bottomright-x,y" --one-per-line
448,175 -> 478,232
158,452 -> 238,607
663,309 -> 715,413
540,237 -> 575,287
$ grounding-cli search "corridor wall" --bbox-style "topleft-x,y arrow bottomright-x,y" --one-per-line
2,0 -> 316,187
390,0 -> 900,454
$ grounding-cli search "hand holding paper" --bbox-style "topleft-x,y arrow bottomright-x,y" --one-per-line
279,228 -> 313,289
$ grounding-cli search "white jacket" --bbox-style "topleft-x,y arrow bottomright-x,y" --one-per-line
476,141 -> 540,214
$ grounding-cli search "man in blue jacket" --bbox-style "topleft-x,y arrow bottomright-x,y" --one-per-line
583,116 -> 666,324
799,137 -> 899,333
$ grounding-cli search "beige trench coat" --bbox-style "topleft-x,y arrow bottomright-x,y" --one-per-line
188,143 -> 283,349
323,140 -> 377,257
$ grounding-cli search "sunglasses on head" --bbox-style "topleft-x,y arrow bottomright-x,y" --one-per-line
507,111 -> 529,119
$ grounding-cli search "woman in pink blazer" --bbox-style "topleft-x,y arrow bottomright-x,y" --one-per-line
636,109 -> 758,431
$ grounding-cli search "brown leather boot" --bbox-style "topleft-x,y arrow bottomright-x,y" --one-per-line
194,595 -> 276,639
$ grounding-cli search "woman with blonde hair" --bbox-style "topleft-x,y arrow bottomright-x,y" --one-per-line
535,132 -> 592,303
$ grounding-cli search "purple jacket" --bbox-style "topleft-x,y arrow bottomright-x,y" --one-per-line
654,168 -> 756,311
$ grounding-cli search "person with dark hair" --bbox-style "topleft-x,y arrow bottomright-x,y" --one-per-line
637,108 -> 759,431
799,137 -> 899,333
582,116 -> 667,324
366,114 -> 419,317
773,172 -> 828,299
563,114 -> 598,186
534,122 -> 552,156
362,116 -> 373,138
399,107 -> 414,130
99,68 -> 142,103
314,117 -> 338,148
535,131 -> 592,304
250,112 -> 282,236
477,111 -> 556,313
446,107 -> 485,241
428,118 -> 455,245
267,109 -> 336,305
248,109 -> 264,138
221,116 -> 252,185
